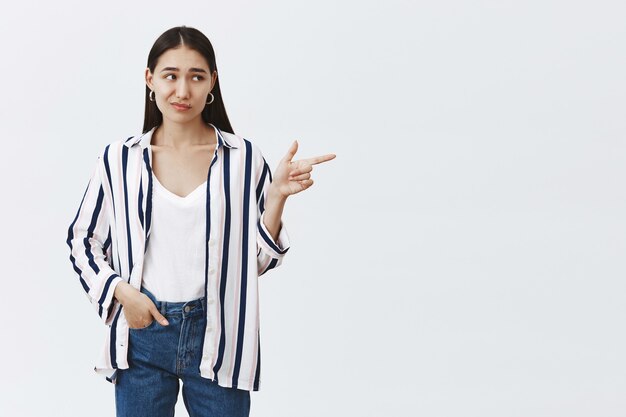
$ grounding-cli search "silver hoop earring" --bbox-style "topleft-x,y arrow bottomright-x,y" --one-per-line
206,92 -> 214,105
149,90 -> 155,102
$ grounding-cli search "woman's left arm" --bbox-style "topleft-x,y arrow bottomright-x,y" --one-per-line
262,140 -> 336,241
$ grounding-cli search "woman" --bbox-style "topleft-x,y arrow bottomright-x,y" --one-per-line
66,25 -> 335,417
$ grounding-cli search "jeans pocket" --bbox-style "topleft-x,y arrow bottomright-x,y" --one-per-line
129,318 -> 157,331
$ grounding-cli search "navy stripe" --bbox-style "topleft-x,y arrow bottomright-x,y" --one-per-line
232,139 -> 253,385
105,145 -> 125,369
78,275 -> 89,293
255,160 -> 269,205
213,147 -> 231,376
110,305 -> 123,368
103,227 -> 111,256
216,129 -> 238,149
67,256 -> 89,294
102,146 -> 121,275
67,173 -> 93,295
102,145 -> 117,226
258,220 -> 289,254
263,258 -> 279,275
121,146 -> 133,275
199,144 -> 221,378
97,273 -> 120,307
84,185 -> 106,274
253,330 -> 261,390
138,177 -> 144,229
106,302 -> 114,323
142,148 -> 153,250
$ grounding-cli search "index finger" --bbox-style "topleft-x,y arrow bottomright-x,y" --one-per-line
302,153 -> 336,166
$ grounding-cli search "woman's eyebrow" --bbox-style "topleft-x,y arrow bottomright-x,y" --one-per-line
160,67 -> 208,73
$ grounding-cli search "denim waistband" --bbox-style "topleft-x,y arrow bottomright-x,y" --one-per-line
139,285 -> 206,318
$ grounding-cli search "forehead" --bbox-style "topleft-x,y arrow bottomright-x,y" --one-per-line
155,46 -> 209,70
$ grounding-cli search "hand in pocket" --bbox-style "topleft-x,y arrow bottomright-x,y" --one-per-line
122,290 -> 169,329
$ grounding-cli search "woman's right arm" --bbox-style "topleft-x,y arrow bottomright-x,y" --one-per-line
66,147 -> 125,326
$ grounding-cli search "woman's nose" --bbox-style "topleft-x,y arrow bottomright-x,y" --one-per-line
176,79 -> 189,98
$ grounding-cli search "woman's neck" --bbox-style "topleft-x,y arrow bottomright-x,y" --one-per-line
152,120 -> 216,150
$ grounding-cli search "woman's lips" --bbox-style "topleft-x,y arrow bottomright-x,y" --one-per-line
172,103 -> 191,111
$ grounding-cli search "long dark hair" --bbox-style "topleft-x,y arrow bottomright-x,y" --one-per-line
142,26 -> 234,134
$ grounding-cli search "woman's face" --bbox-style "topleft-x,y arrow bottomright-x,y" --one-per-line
145,45 -> 217,124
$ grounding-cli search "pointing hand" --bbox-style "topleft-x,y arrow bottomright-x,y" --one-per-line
270,140 -> 336,198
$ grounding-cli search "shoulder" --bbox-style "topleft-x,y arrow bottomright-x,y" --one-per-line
105,138 -> 126,152
95,136 -> 137,165
220,130 -> 267,163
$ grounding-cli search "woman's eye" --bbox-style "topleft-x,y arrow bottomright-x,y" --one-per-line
164,74 -> 203,81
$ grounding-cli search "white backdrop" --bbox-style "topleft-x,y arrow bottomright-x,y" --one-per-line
1,1 -> 625,416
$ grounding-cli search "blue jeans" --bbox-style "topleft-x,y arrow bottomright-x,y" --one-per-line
115,285 -> 251,417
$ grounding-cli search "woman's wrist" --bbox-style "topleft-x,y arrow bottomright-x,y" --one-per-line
114,281 -> 134,305
268,183 -> 288,202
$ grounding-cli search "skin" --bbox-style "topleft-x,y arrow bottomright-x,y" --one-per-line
115,44 -> 336,329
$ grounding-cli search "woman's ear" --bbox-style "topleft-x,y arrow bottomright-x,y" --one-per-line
211,70 -> 218,90
145,67 -> 153,90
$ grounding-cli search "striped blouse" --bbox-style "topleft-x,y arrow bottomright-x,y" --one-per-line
66,123 -> 290,391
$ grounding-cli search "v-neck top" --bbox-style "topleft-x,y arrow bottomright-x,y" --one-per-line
152,172 -> 207,204
141,171 -> 207,301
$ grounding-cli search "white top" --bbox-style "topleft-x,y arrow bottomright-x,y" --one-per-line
141,171 -> 208,302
